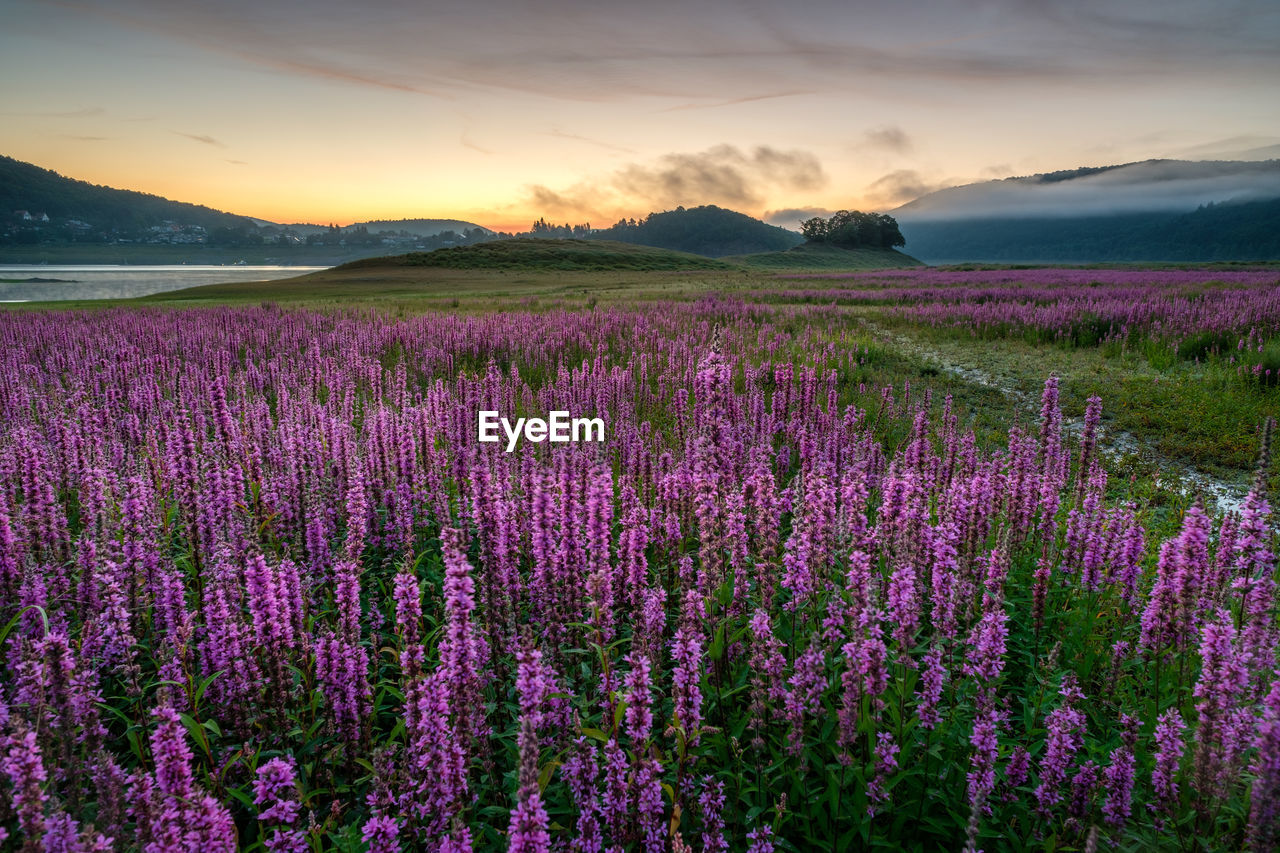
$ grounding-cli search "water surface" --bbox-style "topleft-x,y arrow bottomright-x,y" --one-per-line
0,265 -> 327,302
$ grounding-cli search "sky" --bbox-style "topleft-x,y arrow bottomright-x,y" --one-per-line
1,0 -> 1278,232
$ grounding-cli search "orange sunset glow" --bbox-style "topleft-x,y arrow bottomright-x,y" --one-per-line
2,1 -> 1278,230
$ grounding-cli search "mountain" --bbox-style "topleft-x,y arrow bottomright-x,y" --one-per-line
340,218 -> 491,238
252,219 -> 489,238
896,160 -> 1280,222
894,159 -> 1280,263
899,199 -> 1280,264
590,205 -> 803,257
0,156 -> 491,256
0,155 -> 257,235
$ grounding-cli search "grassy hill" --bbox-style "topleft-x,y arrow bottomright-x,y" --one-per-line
331,238 -> 920,276
730,243 -> 923,269
335,238 -> 735,272
589,205 -> 802,257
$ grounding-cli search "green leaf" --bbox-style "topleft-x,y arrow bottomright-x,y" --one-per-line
193,670 -> 225,707
0,606 -> 50,647
225,786 -> 255,810
826,777 -> 841,821
96,702 -> 135,727
538,759 -> 561,790
127,729 -> 145,764
178,712 -> 213,762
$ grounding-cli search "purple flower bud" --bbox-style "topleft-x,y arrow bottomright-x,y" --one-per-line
1034,676 -> 1087,818
1247,675 -> 1280,850
699,776 -> 727,853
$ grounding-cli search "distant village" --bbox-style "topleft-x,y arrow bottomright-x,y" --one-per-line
3,208 -> 494,251
6,209 -> 212,245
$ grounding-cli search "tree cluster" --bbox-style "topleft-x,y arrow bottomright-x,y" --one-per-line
305,225 -> 495,250
800,210 -> 905,249
528,218 -> 594,239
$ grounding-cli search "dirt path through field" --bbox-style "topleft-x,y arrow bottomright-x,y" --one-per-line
866,320 -> 1252,515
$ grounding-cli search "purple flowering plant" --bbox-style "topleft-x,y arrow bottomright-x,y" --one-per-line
0,280 -> 1275,850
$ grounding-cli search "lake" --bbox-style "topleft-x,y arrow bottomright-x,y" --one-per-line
0,265 -> 328,302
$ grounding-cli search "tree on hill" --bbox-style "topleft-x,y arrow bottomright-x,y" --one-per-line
801,210 -> 905,249
528,218 -> 592,239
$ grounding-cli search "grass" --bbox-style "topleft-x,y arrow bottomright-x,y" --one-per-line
727,242 -> 923,270
860,315 -> 1278,491
335,238 -> 736,272
131,267 -> 761,309
1072,355 -> 1278,474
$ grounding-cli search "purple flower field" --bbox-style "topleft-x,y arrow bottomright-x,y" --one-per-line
0,299 -> 1277,851
762,267 -> 1280,361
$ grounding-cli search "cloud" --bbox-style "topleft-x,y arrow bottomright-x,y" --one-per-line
614,156 -> 754,209
174,131 -> 226,147
236,51 -> 447,99
1169,135 -> 1280,162
44,1 -> 1280,104
63,134 -> 108,142
225,159 -> 248,166
524,184 -> 607,219
749,147 -> 826,191
894,159 -> 1280,221
864,170 -> 950,207
613,145 -> 825,209
862,126 -> 912,154
544,129 -> 636,155
524,144 -> 827,222
660,90 -> 815,112
763,207 -> 834,227
460,131 -> 493,155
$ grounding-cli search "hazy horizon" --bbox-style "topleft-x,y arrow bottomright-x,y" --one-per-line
2,0 -> 1278,232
